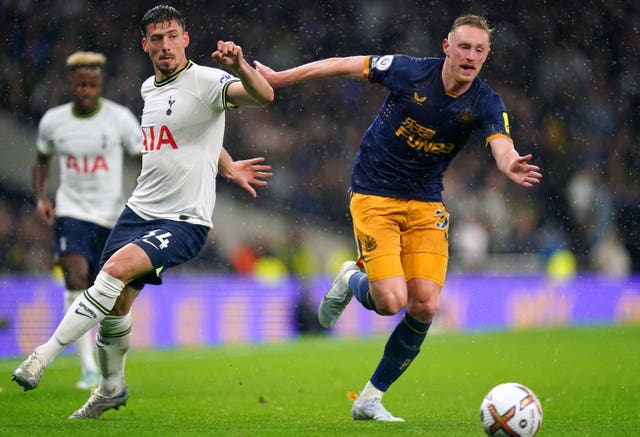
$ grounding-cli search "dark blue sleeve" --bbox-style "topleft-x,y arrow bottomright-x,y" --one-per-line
367,55 -> 414,90
368,55 -> 440,93
480,90 -> 512,142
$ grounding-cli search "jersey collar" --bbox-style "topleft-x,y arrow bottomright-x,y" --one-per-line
154,60 -> 194,87
71,97 -> 103,118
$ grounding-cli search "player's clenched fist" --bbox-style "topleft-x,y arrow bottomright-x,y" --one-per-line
211,40 -> 244,70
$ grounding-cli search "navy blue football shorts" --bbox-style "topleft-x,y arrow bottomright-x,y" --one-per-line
54,217 -> 112,277
99,206 -> 209,290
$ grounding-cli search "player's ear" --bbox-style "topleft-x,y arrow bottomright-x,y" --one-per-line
141,38 -> 149,53
442,38 -> 450,56
183,31 -> 190,48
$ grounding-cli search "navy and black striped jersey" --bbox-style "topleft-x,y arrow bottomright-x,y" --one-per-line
350,55 -> 512,202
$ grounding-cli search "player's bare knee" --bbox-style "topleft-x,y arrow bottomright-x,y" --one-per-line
426,299 -> 440,317
408,299 -> 439,321
374,293 -> 406,315
100,261 -> 129,284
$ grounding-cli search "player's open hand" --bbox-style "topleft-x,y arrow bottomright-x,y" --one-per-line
224,156 -> 273,198
509,154 -> 542,188
211,41 -> 245,71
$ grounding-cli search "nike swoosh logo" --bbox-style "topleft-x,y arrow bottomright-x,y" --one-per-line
75,308 -> 94,319
143,239 -> 159,249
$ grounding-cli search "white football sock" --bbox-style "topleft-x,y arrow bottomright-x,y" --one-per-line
358,380 -> 385,401
34,272 -> 124,366
96,313 -> 132,396
65,289 -> 98,373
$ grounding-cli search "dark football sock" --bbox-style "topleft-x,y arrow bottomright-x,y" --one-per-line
370,312 -> 431,392
349,271 -> 377,311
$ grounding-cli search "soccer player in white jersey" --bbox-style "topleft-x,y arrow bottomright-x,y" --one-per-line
13,4 -> 275,419
33,51 -> 142,390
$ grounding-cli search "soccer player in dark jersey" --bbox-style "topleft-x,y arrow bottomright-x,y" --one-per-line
255,14 -> 542,421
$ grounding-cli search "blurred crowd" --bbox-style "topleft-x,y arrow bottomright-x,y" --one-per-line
1,0 -> 638,275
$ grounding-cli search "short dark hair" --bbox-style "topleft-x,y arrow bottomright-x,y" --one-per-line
140,5 -> 186,37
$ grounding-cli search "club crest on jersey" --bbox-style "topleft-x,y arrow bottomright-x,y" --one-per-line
166,97 -> 175,116
364,235 -> 377,252
142,125 -> 178,151
457,108 -> 474,123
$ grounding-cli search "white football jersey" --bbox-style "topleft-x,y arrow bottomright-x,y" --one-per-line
37,98 -> 142,228
128,61 -> 238,229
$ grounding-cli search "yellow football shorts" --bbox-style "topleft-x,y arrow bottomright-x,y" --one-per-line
349,192 -> 450,285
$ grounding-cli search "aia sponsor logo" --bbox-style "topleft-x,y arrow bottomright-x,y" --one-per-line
65,155 -> 109,173
142,125 -> 178,151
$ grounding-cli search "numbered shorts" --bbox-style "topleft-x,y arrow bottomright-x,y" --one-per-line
54,217 -> 112,277
100,206 -> 208,290
350,193 -> 450,285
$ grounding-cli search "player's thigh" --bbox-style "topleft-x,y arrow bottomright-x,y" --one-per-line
350,193 -> 405,281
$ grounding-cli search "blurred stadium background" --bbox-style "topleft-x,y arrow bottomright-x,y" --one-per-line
0,0 -> 639,357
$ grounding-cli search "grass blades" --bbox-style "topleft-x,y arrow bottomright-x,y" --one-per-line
0,324 -> 638,436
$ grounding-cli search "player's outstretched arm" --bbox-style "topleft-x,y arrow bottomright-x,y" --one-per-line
212,40 -> 274,107
489,137 -> 542,188
254,56 -> 367,88
218,148 -> 273,198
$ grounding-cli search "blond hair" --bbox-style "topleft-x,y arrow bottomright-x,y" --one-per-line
450,14 -> 494,41
65,51 -> 106,71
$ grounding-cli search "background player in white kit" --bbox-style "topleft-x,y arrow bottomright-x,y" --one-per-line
33,51 -> 141,390
13,4 -> 275,419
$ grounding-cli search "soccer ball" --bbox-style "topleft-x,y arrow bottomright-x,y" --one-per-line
480,382 -> 543,437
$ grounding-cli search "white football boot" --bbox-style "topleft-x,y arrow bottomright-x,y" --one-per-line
351,397 -> 405,422
12,352 -> 46,391
69,386 -> 129,419
318,261 -> 359,328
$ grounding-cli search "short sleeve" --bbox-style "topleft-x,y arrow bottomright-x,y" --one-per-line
118,107 -> 143,156
197,67 -> 240,112
480,92 -> 512,144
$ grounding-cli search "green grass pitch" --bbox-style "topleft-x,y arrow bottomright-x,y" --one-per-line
0,324 -> 638,436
